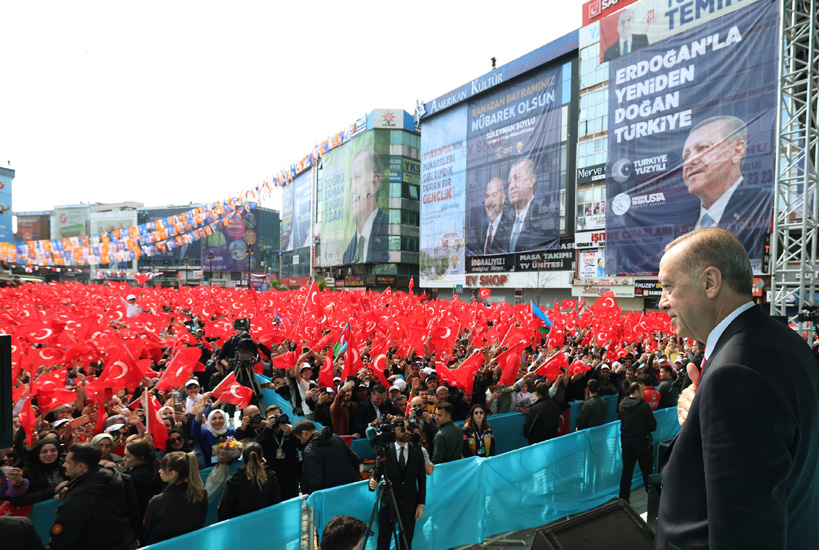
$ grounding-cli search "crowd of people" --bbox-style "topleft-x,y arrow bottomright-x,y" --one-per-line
0,278 -> 702,548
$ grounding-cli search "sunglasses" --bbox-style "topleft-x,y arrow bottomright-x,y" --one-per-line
168,437 -> 183,443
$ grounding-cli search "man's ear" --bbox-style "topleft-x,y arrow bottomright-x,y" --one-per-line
702,266 -> 723,299
372,173 -> 382,194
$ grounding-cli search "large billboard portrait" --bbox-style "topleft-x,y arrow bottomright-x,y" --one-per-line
419,104 -> 467,287
464,65 -> 563,267
281,170 -> 312,252
319,132 -> 391,267
604,0 -> 778,274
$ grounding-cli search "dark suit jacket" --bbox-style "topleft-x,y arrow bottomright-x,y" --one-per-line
479,211 -> 513,255
372,442 -> 426,513
350,397 -> 400,436
603,34 -> 649,62
342,208 -> 389,264
655,305 -> 819,549
680,180 -> 774,260
508,199 -> 560,253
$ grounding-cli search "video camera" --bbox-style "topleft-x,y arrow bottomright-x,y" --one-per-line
365,419 -> 404,458
797,305 -> 818,324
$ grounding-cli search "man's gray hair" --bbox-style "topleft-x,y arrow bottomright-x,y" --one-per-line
664,227 -> 753,296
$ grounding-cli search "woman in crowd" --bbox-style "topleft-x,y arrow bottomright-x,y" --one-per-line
190,402 -> 235,466
12,438 -> 67,505
143,451 -> 208,545
217,441 -> 281,521
159,428 -> 206,470
123,438 -> 165,542
91,433 -> 124,470
462,404 -> 495,458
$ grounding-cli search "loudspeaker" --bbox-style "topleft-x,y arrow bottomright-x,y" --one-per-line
531,499 -> 654,550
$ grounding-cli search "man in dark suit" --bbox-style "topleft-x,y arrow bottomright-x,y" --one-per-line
351,384 -> 400,437
368,418 -> 426,550
342,147 -> 389,264
522,381 -> 562,444
681,116 -> 774,259
603,9 -> 649,62
479,177 -> 512,255
505,158 -> 558,253
654,227 -> 819,549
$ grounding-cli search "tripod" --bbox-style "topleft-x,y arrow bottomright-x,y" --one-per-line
230,333 -> 266,410
363,475 -> 411,550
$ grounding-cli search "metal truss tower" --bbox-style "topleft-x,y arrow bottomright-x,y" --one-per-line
771,0 -> 819,343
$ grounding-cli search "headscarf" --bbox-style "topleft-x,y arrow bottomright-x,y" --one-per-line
205,409 -> 228,437
30,437 -> 63,473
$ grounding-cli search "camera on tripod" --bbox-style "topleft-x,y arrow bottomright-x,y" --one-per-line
797,305 -> 818,323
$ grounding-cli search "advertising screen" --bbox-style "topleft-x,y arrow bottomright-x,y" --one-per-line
202,209 -> 260,272
603,0 -> 777,274
52,207 -> 88,239
464,64 -> 564,265
319,131 -> 391,267
281,170 -> 312,253
419,104 -> 467,287
0,169 -> 12,243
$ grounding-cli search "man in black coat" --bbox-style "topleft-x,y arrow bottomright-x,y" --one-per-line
351,384 -> 400,437
293,420 -> 361,495
368,418 -> 426,550
617,382 -> 657,502
522,382 -> 562,445
256,404 -> 301,500
48,443 -> 138,550
654,227 -> 819,549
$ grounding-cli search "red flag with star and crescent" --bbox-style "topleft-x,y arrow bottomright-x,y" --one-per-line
212,371 -> 254,408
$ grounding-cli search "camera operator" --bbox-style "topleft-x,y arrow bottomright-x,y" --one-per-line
217,319 -> 272,382
368,418 -> 426,550
235,405 -> 265,440
406,397 -> 437,457
351,384 -> 400,438
255,405 -> 300,500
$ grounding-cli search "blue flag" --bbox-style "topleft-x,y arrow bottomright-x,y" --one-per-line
530,302 -> 553,328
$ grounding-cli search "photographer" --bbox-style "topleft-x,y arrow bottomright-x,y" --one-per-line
235,405 -> 265,441
255,405 -> 300,500
218,318 -> 271,388
293,420 -> 360,495
406,397 -> 437,457
368,418 -> 426,550
330,380 -> 358,435
351,384 -> 400,438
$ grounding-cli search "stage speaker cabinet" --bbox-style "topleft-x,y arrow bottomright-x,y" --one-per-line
531,499 -> 654,550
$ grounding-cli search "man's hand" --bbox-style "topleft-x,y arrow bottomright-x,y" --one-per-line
368,477 -> 378,491
677,362 -> 701,426
415,504 -> 424,520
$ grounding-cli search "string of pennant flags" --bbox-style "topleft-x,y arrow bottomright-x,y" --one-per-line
4,117 -> 365,268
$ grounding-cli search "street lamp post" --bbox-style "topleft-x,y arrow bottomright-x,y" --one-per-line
208,252 -> 214,286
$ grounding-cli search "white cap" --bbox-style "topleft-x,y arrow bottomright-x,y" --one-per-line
185,379 -> 200,387
126,294 -> 136,301
612,361 -> 622,368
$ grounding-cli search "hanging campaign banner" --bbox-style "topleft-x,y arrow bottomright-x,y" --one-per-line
282,170 -> 312,252
464,64 -> 564,270
604,0 -> 777,274
319,132 -> 391,267
419,104 -> 467,287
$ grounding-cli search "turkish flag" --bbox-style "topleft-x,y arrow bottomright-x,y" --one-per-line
312,329 -> 339,352
145,394 -> 169,450
478,288 -> 491,300
436,350 -> 484,395
318,350 -> 335,389
494,341 -> 525,386
569,359 -> 591,376
38,386 -> 78,414
134,273 -> 151,286
408,276 -> 414,295
535,352 -> 569,381
31,368 -> 67,397
155,346 -> 203,391
368,340 -> 390,387
212,372 -> 254,408
19,390 -> 37,446
272,350 -> 298,371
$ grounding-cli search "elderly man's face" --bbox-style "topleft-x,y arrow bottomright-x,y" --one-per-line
484,178 -> 505,222
658,242 -> 712,342
507,161 -> 535,210
618,10 -> 635,39
682,121 -> 745,207
350,152 -> 380,227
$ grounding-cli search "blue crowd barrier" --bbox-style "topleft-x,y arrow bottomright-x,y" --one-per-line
142,496 -> 304,550
309,408 -> 680,550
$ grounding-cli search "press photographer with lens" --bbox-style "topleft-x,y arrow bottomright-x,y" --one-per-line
364,418 -> 426,550
255,405 -> 300,500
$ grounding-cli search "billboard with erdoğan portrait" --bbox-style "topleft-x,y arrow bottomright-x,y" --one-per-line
602,0 -> 777,274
